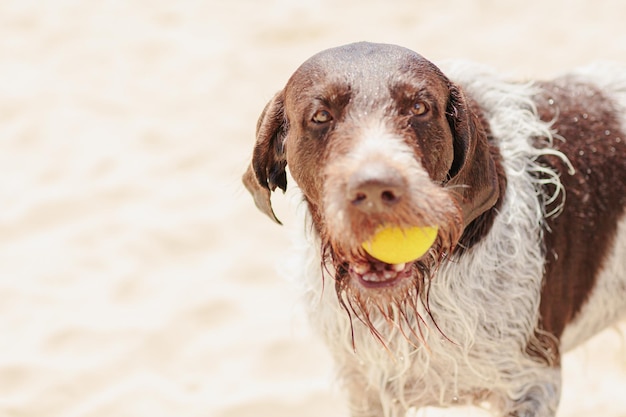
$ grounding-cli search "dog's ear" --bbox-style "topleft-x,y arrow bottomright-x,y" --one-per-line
242,91 -> 288,224
445,83 -> 501,227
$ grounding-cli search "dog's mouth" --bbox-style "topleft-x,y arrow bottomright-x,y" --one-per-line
333,253 -> 433,348
327,234 -> 456,348
347,259 -> 413,289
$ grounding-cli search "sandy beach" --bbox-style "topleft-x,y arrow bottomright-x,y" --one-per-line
0,1 -> 624,416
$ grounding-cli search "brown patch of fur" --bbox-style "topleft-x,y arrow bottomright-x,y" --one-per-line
533,78 -> 626,341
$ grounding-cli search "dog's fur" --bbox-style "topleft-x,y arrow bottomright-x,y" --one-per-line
242,42 -> 626,417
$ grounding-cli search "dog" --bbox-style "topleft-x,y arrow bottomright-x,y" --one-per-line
242,42 -> 626,417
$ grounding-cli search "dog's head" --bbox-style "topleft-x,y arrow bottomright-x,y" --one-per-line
243,42 -> 503,339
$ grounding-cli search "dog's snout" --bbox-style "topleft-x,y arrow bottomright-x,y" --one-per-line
348,164 -> 405,214
350,179 -> 402,207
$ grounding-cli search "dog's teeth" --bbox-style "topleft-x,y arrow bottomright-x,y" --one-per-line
392,263 -> 406,271
383,270 -> 395,279
353,263 -> 369,274
363,273 -> 379,282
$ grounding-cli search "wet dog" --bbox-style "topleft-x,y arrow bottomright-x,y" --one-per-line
243,42 -> 626,417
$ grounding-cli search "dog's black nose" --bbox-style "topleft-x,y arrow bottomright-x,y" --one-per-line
348,164 -> 405,214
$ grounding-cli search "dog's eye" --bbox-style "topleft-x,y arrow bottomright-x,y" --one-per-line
312,109 -> 333,124
411,101 -> 429,116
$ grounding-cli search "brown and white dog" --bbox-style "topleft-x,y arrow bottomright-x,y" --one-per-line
242,42 -> 626,417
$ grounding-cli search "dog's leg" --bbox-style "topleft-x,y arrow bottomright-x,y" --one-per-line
505,366 -> 562,417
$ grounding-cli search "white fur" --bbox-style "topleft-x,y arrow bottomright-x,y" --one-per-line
284,62 -> 626,417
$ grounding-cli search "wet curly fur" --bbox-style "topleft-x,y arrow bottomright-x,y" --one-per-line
242,42 -> 626,417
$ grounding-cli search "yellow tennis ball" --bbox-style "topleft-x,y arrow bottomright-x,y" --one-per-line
361,225 -> 439,264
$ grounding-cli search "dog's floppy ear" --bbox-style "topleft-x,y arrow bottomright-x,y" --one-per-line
445,83 -> 501,227
242,91 -> 288,224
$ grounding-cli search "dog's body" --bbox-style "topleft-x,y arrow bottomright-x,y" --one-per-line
243,42 -> 626,417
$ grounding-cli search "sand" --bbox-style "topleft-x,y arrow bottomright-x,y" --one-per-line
0,1 -> 624,416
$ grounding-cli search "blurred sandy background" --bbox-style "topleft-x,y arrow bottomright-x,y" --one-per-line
0,1 -> 624,416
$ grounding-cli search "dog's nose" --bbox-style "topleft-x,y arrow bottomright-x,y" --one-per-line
348,164 -> 405,214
